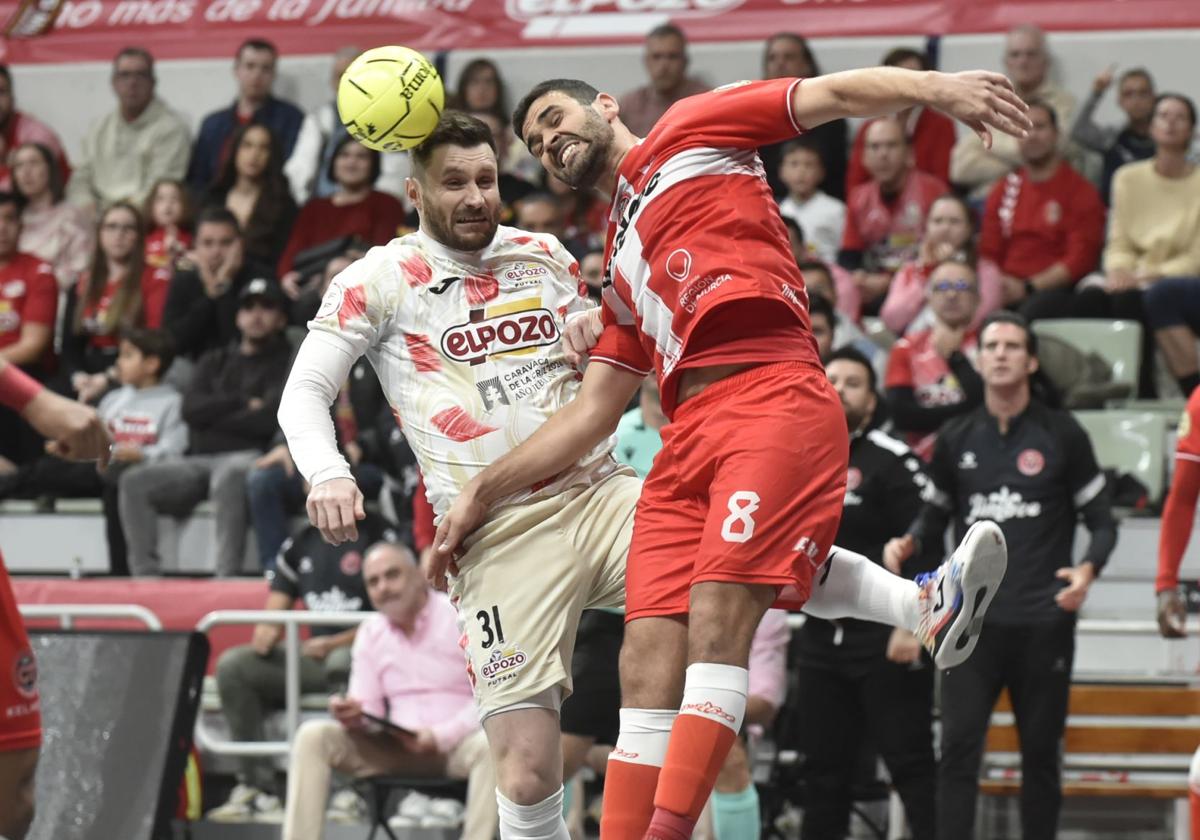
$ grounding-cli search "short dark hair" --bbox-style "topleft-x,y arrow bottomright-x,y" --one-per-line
113,46 -> 154,76
647,22 -> 686,43
0,65 -> 11,87
1120,67 -> 1154,88
410,112 -> 497,181
121,327 -> 175,375
1025,98 -> 1058,129
980,310 -> 1038,356
237,38 -> 277,60
194,205 -> 241,234
780,214 -> 804,244
798,259 -> 832,280
808,290 -> 835,326
780,135 -> 824,162
826,344 -> 877,392
882,47 -> 929,70
513,79 -> 601,145
1156,92 -> 1198,130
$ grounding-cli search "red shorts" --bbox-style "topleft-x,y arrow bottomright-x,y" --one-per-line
0,555 -> 40,752
625,361 -> 848,621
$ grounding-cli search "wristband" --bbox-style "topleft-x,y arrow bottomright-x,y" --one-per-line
0,363 -> 43,412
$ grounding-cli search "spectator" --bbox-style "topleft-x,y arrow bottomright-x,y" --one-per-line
1078,93 -> 1200,397
808,291 -> 836,362
541,170 -> 607,256
885,259 -> 983,461
0,64 -> 69,192
797,346 -> 937,840
881,194 -> 1002,337
63,202 -> 171,403
1071,67 -> 1156,205
580,249 -> 604,303
0,328 -> 185,576
801,261 -> 884,373
287,47 -> 410,205
11,142 -> 91,291
283,543 -> 499,840
203,123 -> 297,270
454,57 -> 509,120
142,178 -> 193,271
980,101 -> 1105,322
207,514 -> 393,823
777,137 -> 845,263
67,47 -> 190,212
781,214 -> 807,266
615,377 -> 666,478
845,47 -> 956,193
888,311 -> 1116,840
515,192 -> 566,240
119,278 -> 292,576
277,136 -> 403,300
759,33 -> 848,201
162,207 -> 272,361
188,39 -> 305,196
470,109 -> 536,218
839,117 -> 948,314
950,25 -> 1076,200
618,23 -> 709,137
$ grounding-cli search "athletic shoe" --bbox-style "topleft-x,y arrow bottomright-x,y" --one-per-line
205,784 -> 262,822
421,797 -> 465,828
252,793 -> 285,824
914,520 -> 1007,669
388,790 -> 433,829
327,788 -> 366,824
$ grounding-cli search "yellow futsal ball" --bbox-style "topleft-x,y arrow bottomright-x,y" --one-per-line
337,45 -> 445,152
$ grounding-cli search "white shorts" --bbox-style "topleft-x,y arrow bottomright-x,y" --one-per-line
448,469 -> 638,717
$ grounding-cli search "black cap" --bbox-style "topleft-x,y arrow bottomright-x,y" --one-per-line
238,277 -> 287,310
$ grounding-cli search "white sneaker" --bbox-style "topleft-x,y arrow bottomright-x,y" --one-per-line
388,790 -> 434,828
915,520 -> 1008,669
206,783 -> 261,822
421,797 -> 465,828
327,788 -> 366,824
252,792 -> 285,824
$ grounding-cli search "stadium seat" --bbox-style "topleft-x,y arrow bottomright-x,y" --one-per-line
1034,319 -> 1142,391
1073,410 -> 1167,505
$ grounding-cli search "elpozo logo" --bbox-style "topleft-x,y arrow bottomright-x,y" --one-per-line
441,306 -> 559,366
481,645 -> 528,681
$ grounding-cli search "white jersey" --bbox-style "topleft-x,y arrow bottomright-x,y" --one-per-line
307,226 -> 619,517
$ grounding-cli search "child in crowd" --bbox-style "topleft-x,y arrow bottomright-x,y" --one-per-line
143,178 -> 193,270
776,138 -> 846,264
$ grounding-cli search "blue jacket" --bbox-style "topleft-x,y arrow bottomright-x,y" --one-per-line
187,96 -> 304,192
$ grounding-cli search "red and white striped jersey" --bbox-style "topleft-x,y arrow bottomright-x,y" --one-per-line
592,77 -> 822,418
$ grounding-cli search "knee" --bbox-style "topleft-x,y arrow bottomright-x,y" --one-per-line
618,630 -> 680,707
215,645 -> 254,691
245,466 -> 278,502
292,719 -> 339,760
1143,278 -> 1191,328
495,761 -> 559,806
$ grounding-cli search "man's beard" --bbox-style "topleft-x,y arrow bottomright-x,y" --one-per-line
421,200 -> 499,253
556,109 -> 614,191
844,407 -> 868,432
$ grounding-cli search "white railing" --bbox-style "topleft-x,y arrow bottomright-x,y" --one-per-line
783,613 -> 1200,637
193,609 -> 369,758
19,603 -> 163,631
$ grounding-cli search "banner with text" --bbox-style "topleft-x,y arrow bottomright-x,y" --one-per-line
0,0 -> 1195,64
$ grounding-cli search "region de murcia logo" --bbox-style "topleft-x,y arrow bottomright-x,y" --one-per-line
12,648 -> 36,699
1017,449 -> 1045,477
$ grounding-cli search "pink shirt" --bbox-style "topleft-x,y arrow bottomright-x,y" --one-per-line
879,257 -> 1002,337
349,592 -> 479,752
748,609 -> 790,710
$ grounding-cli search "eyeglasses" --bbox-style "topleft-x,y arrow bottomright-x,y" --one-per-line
930,278 -> 975,293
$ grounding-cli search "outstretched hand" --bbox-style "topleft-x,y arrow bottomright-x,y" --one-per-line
306,477 -> 364,544
425,484 -> 488,591
934,70 -> 1032,149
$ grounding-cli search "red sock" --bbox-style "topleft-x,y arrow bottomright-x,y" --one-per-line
649,713 -> 738,833
600,758 -> 662,840
1190,787 -> 1200,839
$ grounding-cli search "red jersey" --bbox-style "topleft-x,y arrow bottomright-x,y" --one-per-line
1157,389 -> 1200,592
979,162 -> 1105,283
277,191 -> 407,276
592,78 -> 821,418
76,265 -> 172,348
884,327 -> 978,460
845,107 -> 957,193
0,252 -> 57,352
145,227 -> 193,270
842,169 -> 948,273
0,556 -> 40,752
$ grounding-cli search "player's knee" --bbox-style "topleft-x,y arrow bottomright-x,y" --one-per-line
496,761 -> 559,806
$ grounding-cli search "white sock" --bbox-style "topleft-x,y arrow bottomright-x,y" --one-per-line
803,546 -> 920,630
497,787 -> 571,840
609,708 -> 676,768
679,662 -> 747,733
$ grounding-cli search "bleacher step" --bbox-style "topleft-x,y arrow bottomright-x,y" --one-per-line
182,820 -> 457,839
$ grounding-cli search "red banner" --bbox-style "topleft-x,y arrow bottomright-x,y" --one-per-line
0,0 -> 1195,64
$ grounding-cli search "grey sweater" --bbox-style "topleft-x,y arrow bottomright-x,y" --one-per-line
98,383 -> 188,461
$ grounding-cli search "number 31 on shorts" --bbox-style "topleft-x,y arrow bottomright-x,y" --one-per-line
721,490 -> 760,543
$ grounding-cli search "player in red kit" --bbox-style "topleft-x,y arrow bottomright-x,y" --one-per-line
0,359 -> 109,838
434,67 -> 1025,840
1156,387 -> 1200,838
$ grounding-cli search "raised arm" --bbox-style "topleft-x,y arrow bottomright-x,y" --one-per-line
427,360 -> 644,586
794,68 -> 1031,150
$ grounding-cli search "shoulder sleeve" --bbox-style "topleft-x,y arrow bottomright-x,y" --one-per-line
307,247 -> 403,357
1177,390 -> 1200,461
591,313 -> 653,376
24,261 -> 58,326
884,340 -> 914,388
655,78 -> 803,150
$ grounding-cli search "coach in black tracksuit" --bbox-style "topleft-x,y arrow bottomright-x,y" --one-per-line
889,311 -> 1117,840
796,346 -> 939,840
